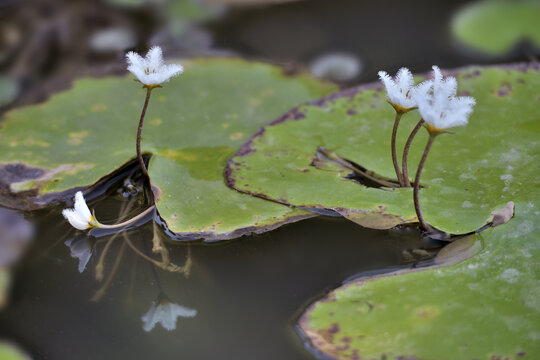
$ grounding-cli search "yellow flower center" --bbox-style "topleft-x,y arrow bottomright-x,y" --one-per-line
426,124 -> 444,133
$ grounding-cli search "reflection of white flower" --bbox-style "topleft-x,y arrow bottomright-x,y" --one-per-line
62,191 -> 99,230
416,66 -> 476,131
142,294 -> 197,332
65,235 -> 94,273
126,46 -> 183,86
378,67 -> 417,111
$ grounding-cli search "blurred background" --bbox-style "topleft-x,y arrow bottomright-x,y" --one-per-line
1,0 -> 538,109
0,0 -> 539,358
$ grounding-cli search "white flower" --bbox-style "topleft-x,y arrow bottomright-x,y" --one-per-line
126,46 -> 183,86
378,67 -> 417,111
62,191 -> 99,230
416,66 -> 476,130
141,295 -> 197,332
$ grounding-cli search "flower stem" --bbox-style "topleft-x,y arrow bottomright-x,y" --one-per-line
402,119 -> 425,187
97,206 -> 155,230
391,111 -> 404,186
413,132 -> 437,232
136,87 -> 153,178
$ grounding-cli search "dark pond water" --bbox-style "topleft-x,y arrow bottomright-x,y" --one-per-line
0,162 -> 444,360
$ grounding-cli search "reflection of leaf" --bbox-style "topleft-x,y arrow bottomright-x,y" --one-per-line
0,59 -> 336,240
227,64 -> 540,235
451,0 -> 540,57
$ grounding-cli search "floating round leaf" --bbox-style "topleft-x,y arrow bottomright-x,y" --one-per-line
0,58 -> 337,240
227,63 -> 540,235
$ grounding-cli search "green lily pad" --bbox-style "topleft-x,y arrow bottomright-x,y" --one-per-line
451,0 -> 540,57
298,202 -> 539,359
0,58 -> 336,240
227,63 -> 540,235
0,341 -> 29,360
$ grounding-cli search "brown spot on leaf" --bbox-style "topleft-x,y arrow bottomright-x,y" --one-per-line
495,82 -> 512,97
464,69 -> 481,78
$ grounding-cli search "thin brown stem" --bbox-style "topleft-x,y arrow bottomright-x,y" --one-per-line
391,111 -> 404,186
402,119 -> 425,187
413,132 -> 437,232
136,87 -> 153,178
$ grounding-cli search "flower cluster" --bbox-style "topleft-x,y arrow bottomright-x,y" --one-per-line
379,65 -> 476,131
379,65 -> 476,233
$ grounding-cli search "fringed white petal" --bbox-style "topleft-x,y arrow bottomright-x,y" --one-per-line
126,46 -> 182,85
416,66 -> 476,130
378,67 -> 417,109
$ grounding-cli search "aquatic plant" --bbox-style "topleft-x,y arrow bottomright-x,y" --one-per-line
126,46 -> 184,178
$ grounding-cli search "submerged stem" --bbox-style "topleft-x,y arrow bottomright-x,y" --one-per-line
95,198 -> 136,281
122,231 -> 186,274
391,111 -> 404,186
402,119 -> 425,187
413,132 -> 437,232
91,242 -> 126,302
136,87 -> 153,178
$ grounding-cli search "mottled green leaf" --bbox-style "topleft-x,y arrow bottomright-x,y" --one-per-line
298,202 -> 540,359
451,0 -> 540,56
0,59 -> 336,240
227,63 -> 540,235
